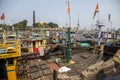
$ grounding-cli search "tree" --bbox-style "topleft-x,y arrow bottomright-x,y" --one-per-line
22,19 -> 28,28
35,22 -> 59,28
13,19 -> 28,30
48,22 -> 58,28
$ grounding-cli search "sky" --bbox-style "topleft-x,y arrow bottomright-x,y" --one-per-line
0,0 -> 120,30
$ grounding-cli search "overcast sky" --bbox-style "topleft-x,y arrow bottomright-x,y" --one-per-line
0,0 -> 120,30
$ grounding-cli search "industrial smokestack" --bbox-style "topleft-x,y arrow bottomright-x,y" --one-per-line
33,10 -> 36,27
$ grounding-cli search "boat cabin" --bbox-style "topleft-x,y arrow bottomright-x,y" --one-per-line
21,38 -> 46,53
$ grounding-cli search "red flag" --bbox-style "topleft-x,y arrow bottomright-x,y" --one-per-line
93,3 -> 99,19
0,13 -> 5,20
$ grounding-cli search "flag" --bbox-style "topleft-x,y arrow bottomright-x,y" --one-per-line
0,13 -> 5,20
67,0 -> 70,14
108,14 -> 111,21
93,3 -> 99,19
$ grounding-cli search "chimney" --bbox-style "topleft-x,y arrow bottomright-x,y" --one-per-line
33,10 -> 36,27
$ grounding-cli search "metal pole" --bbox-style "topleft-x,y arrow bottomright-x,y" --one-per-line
98,26 -> 101,46
67,27 -> 71,63
69,10 -> 71,28
53,69 -> 57,80
97,3 -> 101,46
67,0 -> 71,63
42,28 -> 44,38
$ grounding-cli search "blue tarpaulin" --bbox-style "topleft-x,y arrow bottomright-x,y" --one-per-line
0,36 -> 2,39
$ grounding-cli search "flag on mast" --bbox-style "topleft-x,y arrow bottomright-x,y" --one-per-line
93,3 -> 99,19
0,13 -> 5,24
67,0 -> 70,14
0,13 -> 5,20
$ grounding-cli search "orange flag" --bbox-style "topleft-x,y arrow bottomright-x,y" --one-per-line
0,13 -> 5,20
67,1 -> 70,14
93,3 -> 99,19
